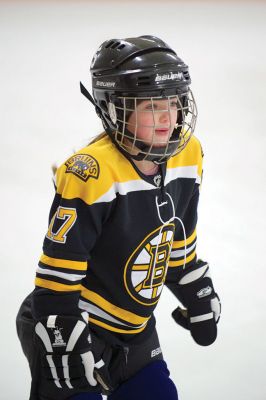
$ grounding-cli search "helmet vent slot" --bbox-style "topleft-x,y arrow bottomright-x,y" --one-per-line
105,40 -> 125,50
137,76 -> 151,86
105,40 -> 115,48
111,42 -> 120,49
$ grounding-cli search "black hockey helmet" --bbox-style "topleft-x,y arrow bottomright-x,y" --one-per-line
81,35 -> 197,163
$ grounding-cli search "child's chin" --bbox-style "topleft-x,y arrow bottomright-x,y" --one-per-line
150,141 -> 168,148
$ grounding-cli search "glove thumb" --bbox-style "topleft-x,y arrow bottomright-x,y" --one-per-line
81,350 -> 98,386
172,307 -> 190,330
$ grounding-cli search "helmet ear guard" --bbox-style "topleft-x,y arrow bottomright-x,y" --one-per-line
82,36 -> 197,162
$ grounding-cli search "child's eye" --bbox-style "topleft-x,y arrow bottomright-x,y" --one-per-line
170,101 -> 178,108
144,103 -> 156,110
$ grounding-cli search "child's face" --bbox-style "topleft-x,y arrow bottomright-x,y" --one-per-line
127,98 -> 179,148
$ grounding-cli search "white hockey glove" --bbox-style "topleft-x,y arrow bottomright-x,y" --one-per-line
171,260 -> 221,346
34,312 -> 114,393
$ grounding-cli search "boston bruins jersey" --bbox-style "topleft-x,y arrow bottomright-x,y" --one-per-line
35,134 -> 203,339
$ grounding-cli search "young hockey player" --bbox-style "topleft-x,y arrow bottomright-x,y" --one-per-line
16,35 -> 221,400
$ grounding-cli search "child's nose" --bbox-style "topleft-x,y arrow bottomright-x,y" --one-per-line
158,110 -> 170,124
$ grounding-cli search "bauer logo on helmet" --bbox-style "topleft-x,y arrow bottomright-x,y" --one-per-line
155,72 -> 184,82
96,80 -> 116,88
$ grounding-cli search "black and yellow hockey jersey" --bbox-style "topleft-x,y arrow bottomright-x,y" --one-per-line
35,134 -> 203,339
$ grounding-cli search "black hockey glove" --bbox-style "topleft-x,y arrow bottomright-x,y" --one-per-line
171,260 -> 221,346
34,311 -> 114,394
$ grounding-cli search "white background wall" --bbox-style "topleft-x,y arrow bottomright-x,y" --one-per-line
1,1 -> 266,399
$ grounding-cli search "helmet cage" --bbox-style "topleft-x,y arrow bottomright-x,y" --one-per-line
104,88 -> 197,163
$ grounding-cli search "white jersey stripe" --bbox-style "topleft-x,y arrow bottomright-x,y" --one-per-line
79,300 -> 147,329
165,165 -> 200,186
94,165 -> 200,204
94,179 -> 155,203
36,266 -> 86,282
171,241 -> 197,258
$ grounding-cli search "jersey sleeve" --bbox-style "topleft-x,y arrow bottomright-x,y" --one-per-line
33,154 -> 115,316
166,140 -> 203,285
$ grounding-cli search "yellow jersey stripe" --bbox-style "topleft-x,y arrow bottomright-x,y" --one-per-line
35,277 -> 81,291
89,317 -> 147,334
168,136 -> 203,179
172,229 -> 196,249
40,254 -> 87,271
168,250 -> 196,267
81,287 -> 148,325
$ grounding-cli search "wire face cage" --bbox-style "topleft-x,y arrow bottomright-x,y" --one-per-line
110,89 -> 197,163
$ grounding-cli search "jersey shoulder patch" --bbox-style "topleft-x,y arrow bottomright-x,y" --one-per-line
64,153 -> 100,182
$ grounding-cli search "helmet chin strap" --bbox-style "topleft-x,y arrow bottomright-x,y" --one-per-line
80,82 -> 103,119
80,82 -> 94,104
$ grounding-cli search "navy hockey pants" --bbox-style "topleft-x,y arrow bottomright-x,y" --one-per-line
70,360 -> 178,400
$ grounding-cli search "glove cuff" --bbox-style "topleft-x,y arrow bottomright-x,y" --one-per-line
32,288 -> 81,319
